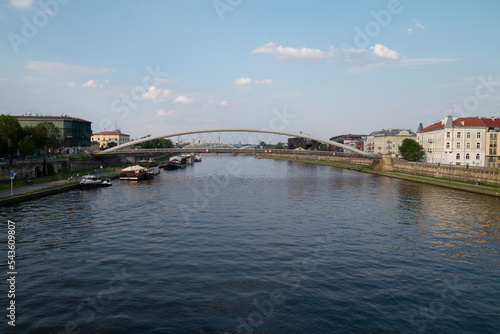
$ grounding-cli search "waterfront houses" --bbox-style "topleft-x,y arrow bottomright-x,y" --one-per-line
91,130 -> 130,150
416,116 -> 499,167
484,118 -> 500,168
369,129 -> 416,155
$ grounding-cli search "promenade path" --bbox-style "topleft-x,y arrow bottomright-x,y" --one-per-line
0,171 -> 115,198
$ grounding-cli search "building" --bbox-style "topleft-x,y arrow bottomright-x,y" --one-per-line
91,131 -> 130,150
329,134 -> 366,153
287,137 -> 317,150
15,115 -> 92,147
483,118 -> 500,168
416,116 -> 498,167
372,129 -> 416,155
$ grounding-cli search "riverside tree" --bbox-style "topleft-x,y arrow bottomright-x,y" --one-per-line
137,135 -> 174,149
398,138 -> 425,161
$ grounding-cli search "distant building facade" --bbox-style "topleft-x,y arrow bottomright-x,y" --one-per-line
287,137 -> 318,150
484,118 -> 500,168
91,131 -> 130,150
372,129 -> 416,155
416,116 -> 500,167
329,134 -> 366,153
15,115 -> 92,147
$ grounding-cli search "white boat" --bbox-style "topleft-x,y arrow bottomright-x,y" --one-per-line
120,165 -> 147,180
80,175 -> 104,188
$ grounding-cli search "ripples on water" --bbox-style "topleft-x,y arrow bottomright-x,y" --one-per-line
0,155 -> 499,333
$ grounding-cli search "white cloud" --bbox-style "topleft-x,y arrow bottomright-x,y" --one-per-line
81,80 -> 97,88
233,77 -> 273,86
370,44 -> 400,60
220,100 -> 228,106
252,42 -> 343,61
414,19 -> 426,30
0,79 -> 8,85
407,28 -> 413,35
174,95 -> 194,104
26,61 -> 115,76
8,0 -> 34,9
156,109 -> 178,118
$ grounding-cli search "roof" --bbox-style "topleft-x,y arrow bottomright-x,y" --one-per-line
92,131 -> 130,136
482,118 -> 500,127
15,115 -> 91,123
373,129 -> 416,136
419,117 -> 499,133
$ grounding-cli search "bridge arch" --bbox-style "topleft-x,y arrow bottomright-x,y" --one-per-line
99,128 -> 370,155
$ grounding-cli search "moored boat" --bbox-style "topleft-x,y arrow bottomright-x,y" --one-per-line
120,165 -> 147,180
80,175 -> 112,188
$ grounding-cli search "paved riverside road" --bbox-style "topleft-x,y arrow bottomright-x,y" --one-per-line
0,171 -> 116,198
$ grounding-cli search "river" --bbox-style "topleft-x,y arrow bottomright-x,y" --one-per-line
1,155 -> 499,333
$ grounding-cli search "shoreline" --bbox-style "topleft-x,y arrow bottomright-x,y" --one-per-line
0,173 -> 120,206
260,154 -> 500,198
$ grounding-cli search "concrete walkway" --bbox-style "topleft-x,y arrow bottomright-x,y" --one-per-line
0,171 -> 115,198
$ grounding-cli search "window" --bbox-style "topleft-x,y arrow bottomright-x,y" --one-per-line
457,142 -> 461,149
456,153 -> 460,159
446,142 -> 450,149
466,142 -> 471,149
447,132 -> 451,138
457,132 -> 461,138
491,133 -> 495,140
477,132 -> 481,138
476,154 -> 480,160
467,132 -> 471,139
477,142 -> 481,149
466,153 -> 470,160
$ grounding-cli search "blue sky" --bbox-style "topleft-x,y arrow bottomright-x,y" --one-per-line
1,0 -> 499,139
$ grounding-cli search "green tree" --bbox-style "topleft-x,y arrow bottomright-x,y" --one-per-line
107,142 -> 118,149
398,138 -> 425,161
24,122 -> 62,152
274,142 -> 284,149
18,135 -> 37,156
0,115 -> 23,155
317,143 -> 329,151
137,135 -> 174,149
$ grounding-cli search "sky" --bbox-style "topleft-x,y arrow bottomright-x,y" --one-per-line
1,0 -> 500,140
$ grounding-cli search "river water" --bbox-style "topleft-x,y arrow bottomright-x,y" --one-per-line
1,155 -> 499,333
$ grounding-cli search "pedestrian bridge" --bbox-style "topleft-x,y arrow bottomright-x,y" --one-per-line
95,128 -> 372,156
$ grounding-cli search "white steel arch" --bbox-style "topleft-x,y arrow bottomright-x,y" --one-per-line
100,128 -> 370,155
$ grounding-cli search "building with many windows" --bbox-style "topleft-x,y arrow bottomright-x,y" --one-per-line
328,134 -> 366,153
15,115 -> 92,147
371,129 -> 416,155
483,118 -> 500,168
91,131 -> 130,150
416,116 -> 496,167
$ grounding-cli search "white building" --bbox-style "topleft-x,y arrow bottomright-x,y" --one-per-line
417,116 -> 490,167
91,131 -> 130,150
370,129 -> 416,155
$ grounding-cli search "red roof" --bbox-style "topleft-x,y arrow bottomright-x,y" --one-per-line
482,118 -> 500,127
92,131 -> 129,136
453,117 -> 486,127
420,122 -> 444,132
420,117 -> 500,132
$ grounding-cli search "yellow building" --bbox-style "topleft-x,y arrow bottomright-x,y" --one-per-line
91,131 -> 130,150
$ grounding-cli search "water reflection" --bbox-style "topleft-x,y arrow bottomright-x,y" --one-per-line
0,155 -> 499,333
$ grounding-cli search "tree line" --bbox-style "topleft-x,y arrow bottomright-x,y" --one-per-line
0,115 -> 62,158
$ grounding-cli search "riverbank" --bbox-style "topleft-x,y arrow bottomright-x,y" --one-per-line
0,172 -> 120,206
260,154 -> 500,198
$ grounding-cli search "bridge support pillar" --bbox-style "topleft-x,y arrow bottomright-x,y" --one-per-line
373,155 -> 394,171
